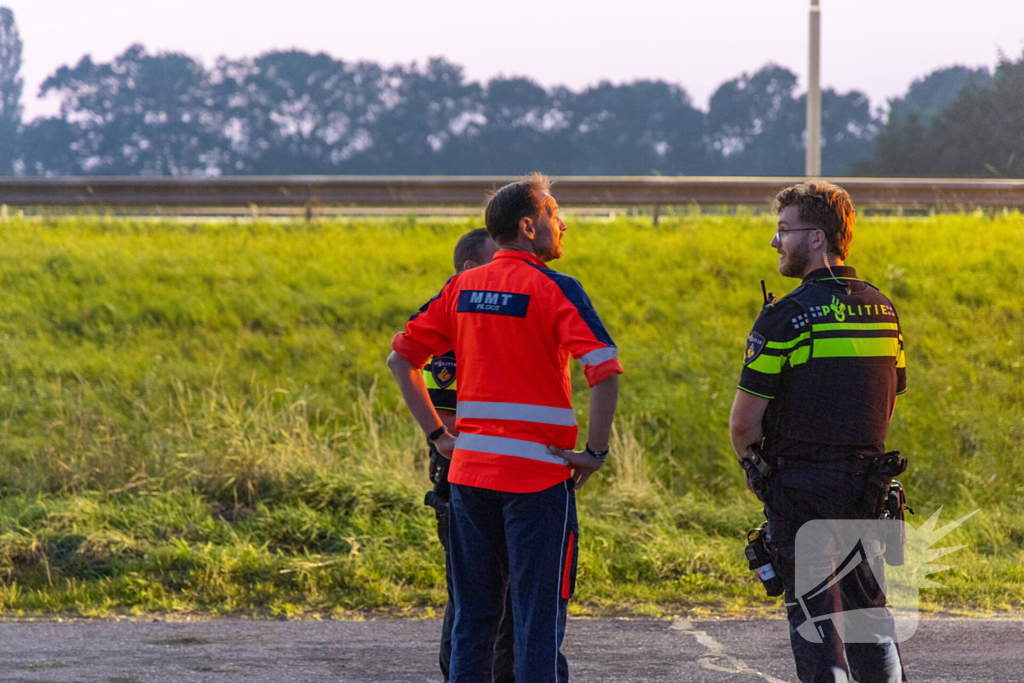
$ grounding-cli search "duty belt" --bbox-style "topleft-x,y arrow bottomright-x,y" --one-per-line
776,456 -> 879,474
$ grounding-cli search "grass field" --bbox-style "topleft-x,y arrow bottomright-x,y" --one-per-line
0,213 -> 1022,618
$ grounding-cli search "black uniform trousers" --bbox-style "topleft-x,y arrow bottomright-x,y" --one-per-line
432,464 -> 514,682
439,519 -> 515,682
764,466 -> 907,683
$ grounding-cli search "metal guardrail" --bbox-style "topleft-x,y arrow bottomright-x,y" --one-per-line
1,176 -> 1022,209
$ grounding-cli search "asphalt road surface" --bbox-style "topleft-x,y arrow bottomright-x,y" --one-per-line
1,617 -> 1020,682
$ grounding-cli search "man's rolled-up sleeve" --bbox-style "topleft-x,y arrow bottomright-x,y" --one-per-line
391,280 -> 454,369
550,276 -> 623,386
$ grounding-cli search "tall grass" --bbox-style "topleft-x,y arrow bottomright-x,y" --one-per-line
0,213 -> 1021,616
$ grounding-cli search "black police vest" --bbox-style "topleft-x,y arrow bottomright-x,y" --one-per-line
763,276 -> 904,454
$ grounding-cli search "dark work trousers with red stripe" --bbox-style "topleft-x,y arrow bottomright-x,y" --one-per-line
448,479 -> 579,683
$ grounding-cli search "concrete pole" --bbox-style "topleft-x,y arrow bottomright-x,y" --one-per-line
806,0 -> 822,177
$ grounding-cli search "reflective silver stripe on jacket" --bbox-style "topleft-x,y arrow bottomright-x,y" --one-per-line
457,401 -> 577,426
578,346 -> 618,367
455,433 -> 568,467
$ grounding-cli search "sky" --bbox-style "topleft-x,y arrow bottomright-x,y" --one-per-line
5,0 -> 1023,121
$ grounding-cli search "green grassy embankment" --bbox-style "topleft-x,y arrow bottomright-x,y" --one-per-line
0,213 -> 1021,618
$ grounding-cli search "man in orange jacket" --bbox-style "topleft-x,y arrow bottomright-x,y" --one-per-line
388,173 -> 621,682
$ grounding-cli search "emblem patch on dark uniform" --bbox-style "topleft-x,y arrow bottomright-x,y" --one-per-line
431,354 -> 457,389
745,332 -> 766,366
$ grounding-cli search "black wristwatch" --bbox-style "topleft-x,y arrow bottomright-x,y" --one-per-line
585,444 -> 609,461
428,425 -> 448,442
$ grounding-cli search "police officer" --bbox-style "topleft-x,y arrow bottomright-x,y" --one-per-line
729,182 -> 908,683
421,228 -> 514,682
388,174 -> 621,683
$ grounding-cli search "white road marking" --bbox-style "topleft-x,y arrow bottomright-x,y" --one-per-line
670,619 -> 791,683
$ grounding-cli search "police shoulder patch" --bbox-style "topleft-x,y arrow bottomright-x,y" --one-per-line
744,331 -> 766,366
430,353 -> 457,389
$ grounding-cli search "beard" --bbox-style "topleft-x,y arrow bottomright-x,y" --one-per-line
544,241 -> 563,261
535,232 -> 562,261
778,236 -> 812,278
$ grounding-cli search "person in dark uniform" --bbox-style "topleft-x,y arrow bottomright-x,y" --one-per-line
729,182 -> 908,683
421,228 -> 514,682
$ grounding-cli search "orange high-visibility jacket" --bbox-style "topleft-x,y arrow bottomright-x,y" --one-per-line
392,250 -> 624,493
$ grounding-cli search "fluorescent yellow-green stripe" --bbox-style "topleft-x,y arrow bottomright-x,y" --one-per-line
813,337 -> 900,358
812,322 -> 899,332
766,332 -> 810,350
737,385 -> 774,399
748,352 -> 785,374
789,346 -> 811,366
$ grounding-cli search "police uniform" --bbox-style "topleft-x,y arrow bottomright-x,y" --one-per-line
739,265 -> 907,683
425,351 -> 458,413
422,352 -> 515,683
393,249 -> 623,683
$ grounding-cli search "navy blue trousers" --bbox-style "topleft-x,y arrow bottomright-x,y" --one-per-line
448,480 -> 578,683
766,468 -> 906,683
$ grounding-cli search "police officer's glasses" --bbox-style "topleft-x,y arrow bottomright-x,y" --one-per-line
774,227 -> 819,240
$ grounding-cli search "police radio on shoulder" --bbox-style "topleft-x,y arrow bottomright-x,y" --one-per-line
585,444 -> 609,461
428,425 -> 449,442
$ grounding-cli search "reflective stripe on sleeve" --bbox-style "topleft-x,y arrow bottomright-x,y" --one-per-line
578,346 -> 618,367
789,345 -> 811,366
455,433 -> 569,467
747,352 -> 784,375
457,401 -> 577,426
766,332 -> 811,350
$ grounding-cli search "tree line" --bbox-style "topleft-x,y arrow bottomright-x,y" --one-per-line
0,7 -> 1020,177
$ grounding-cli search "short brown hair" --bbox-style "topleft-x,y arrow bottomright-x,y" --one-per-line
484,172 -> 551,246
773,182 -> 855,259
452,228 -> 492,273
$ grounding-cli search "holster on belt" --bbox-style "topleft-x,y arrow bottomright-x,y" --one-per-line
883,479 -> 912,566
424,438 -> 451,550
741,444 -> 775,502
867,451 -> 907,519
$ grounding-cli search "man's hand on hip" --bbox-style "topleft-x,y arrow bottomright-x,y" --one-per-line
548,446 -> 605,490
